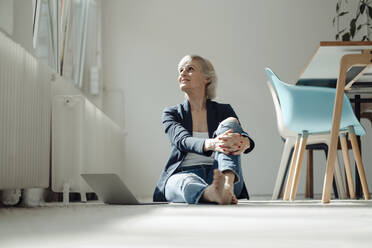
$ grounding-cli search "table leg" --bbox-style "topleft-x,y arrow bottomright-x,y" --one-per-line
354,95 -> 362,198
322,51 -> 372,203
305,149 -> 313,199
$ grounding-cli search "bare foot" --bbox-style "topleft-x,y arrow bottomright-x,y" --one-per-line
231,194 -> 238,204
222,170 -> 238,204
224,184 -> 238,204
202,169 -> 234,205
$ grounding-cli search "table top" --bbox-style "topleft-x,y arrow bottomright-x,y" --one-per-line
297,41 -> 372,92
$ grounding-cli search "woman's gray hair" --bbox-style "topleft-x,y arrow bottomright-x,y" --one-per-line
178,55 -> 217,99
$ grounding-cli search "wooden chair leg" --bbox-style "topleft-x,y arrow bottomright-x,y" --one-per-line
283,135 -> 301,201
334,155 -> 347,199
290,131 -> 309,201
340,134 -> 355,199
305,149 -> 314,199
273,138 -> 295,200
348,128 -> 370,200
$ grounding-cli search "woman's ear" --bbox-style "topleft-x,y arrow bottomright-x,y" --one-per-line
205,77 -> 211,85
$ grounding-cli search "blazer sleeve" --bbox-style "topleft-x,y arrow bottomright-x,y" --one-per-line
162,107 -> 211,155
226,104 -> 255,154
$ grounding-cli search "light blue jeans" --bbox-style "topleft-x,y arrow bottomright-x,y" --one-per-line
164,119 -> 244,204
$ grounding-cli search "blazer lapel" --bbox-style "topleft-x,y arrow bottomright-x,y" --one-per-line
182,100 -> 193,134
206,100 -> 218,138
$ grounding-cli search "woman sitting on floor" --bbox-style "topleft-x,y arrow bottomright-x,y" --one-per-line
153,55 -> 255,205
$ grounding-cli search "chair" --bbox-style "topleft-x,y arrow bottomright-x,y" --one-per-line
265,68 -> 370,201
267,73 -> 347,200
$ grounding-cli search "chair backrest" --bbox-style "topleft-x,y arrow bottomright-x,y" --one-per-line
265,67 -> 305,137
266,78 -> 297,138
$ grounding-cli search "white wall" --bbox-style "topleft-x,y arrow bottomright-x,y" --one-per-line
0,0 -> 13,36
0,0 -> 33,55
102,0 -> 372,198
12,0 -> 34,54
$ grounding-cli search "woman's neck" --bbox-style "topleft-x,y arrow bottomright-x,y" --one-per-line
186,93 -> 207,111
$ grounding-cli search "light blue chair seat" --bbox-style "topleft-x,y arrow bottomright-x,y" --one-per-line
265,68 -> 365,136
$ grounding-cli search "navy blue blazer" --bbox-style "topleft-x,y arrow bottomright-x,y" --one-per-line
153,99 -> 255,202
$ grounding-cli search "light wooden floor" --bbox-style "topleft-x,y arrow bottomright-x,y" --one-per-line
1,199 -> 372,248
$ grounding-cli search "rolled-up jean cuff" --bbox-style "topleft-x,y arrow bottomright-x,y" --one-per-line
183,180 -> 209,204
220,166 -> 241,184
194,186 -> 208,204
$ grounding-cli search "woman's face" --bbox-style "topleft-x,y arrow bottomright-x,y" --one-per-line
178,59 -> 209,94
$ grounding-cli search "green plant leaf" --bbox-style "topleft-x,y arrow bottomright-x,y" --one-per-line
368,6 -> 372,19
338,11 -> 349,17
342,32 -> 351,41
361,3 -> 366,14
337,28 -> 347,35
362,35 -> 368,41
357,24 -> 362,30
336,2 -> 339,13
350,18 -> 356,37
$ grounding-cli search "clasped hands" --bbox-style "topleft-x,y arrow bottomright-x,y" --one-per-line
204,129 -> 250,155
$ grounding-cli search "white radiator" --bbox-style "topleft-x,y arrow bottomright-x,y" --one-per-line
52,95 -> 125,197
0,30 -> 124,202
0,32 -> 51,190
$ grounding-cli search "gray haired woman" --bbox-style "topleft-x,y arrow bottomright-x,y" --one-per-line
153,55 -> 255,204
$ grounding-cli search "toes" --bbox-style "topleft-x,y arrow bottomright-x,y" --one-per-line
232,194 -> 238,204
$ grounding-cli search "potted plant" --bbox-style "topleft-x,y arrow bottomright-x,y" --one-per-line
334,0 -> 372,41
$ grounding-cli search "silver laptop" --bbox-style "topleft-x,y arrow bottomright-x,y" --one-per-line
81,173 -> 164,205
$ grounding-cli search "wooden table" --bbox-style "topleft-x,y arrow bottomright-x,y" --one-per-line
297,41 -> 372,203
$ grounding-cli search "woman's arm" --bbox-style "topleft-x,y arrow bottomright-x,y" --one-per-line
162,107 -> 213,156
